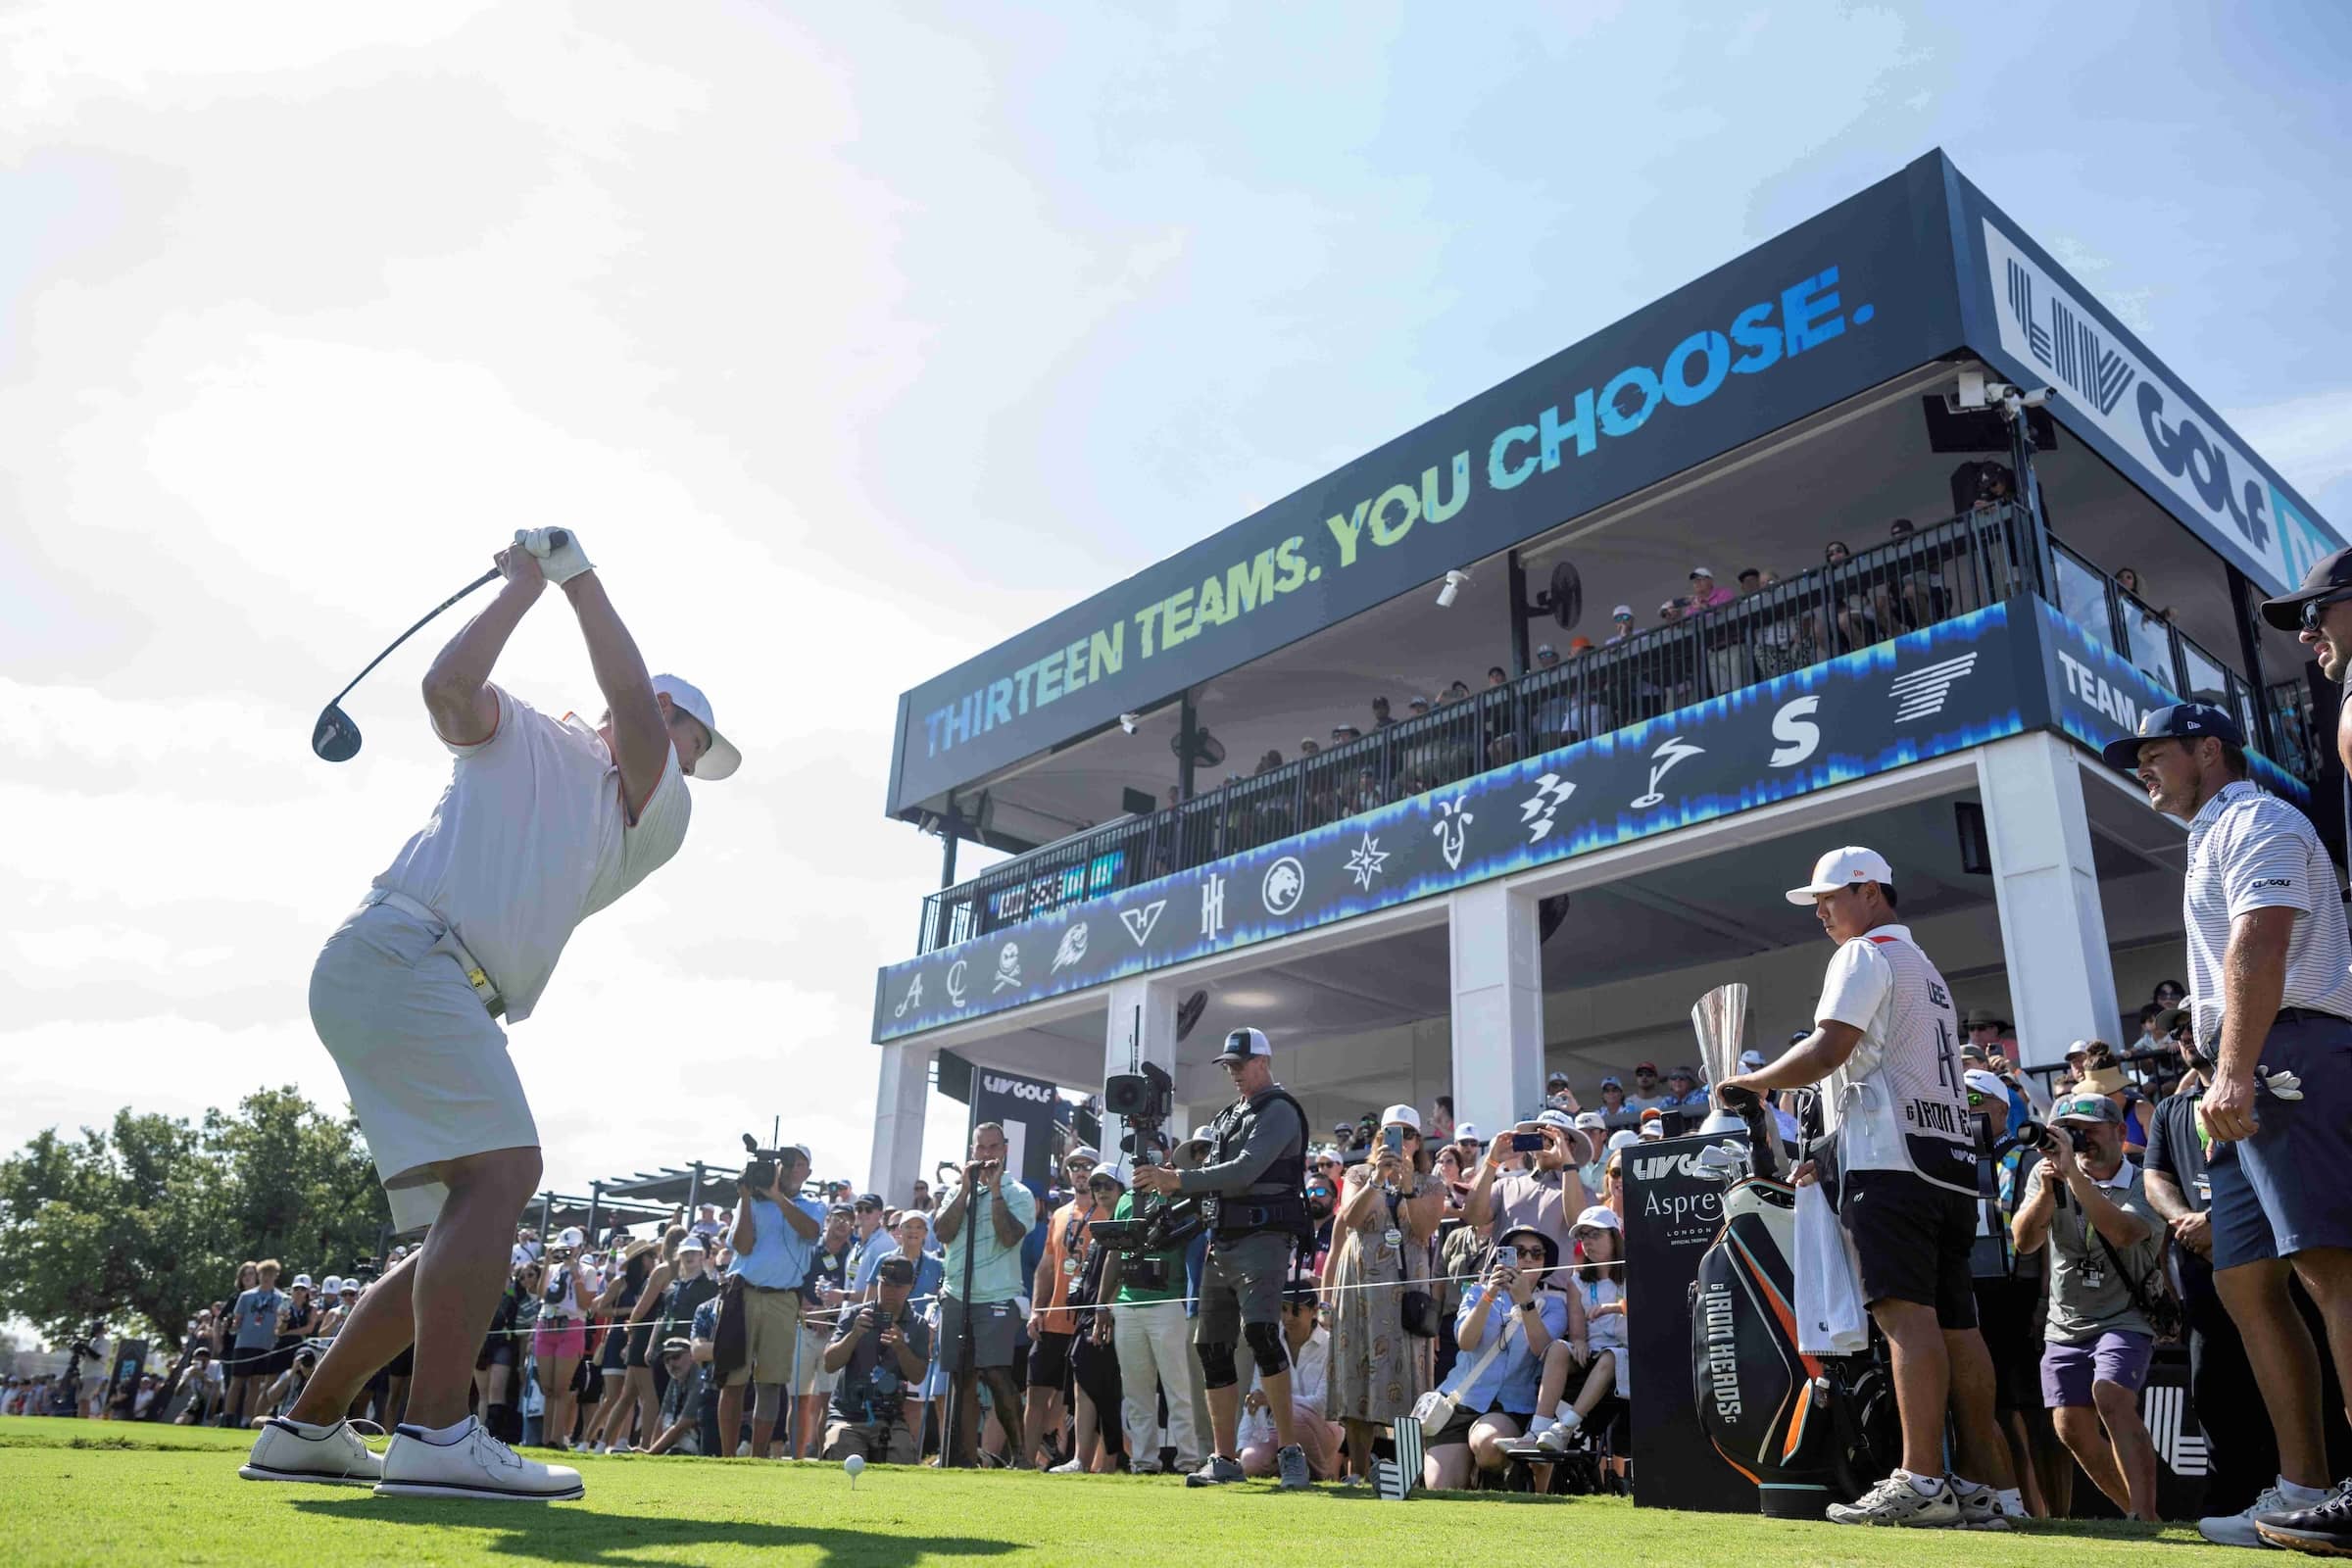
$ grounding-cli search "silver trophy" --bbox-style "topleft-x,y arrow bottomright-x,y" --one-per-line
1690,982 -> 1749,1134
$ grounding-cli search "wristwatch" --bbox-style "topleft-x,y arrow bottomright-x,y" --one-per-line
1519,1299 -> 1539,1313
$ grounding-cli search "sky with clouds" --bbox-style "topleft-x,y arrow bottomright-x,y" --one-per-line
6,4 -> 2348,1223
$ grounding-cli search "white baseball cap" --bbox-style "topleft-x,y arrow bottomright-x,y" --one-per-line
1785,846 -> 1895,906
1637,1121 -> 1665,1141
1454,1123 -> 1481,1142
1611,604 -> 1634,618
1572,1204 -> 1622,1232
1963,1068 -> 2009,1101
653,674 -> 741,782
1381,1103 -> 1421,1133
291,1274 -> 315,1290
557,1226 -> 586,1249
1689,564 -> 1715,579
320,1275 -> 343,1295
1216,1027 -> 1272,1061
1739,1049 -> 1766,1070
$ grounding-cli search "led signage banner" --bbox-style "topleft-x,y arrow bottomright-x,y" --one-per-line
878,602 -> 2034,1041
886,157 -> 1967,814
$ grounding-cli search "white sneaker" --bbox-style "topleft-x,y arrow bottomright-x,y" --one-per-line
1533,1417 -> 1581,1455
1954,1483 -> 2014,1531
1048,1457 -> 1086,1474
239,1417 -> 384,1487
2204,1484 -> 2293,1547
375,1418 -> 585,1501
1827,1473 -> 1961,1527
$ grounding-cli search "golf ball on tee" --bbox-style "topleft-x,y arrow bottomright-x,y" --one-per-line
843,1454 -> 866,1477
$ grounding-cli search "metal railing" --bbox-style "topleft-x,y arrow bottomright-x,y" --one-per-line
2047,539 -> 2264,750
914,504 -> 2301,954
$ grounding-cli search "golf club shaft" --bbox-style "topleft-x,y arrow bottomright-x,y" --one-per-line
326,567 -> 500,710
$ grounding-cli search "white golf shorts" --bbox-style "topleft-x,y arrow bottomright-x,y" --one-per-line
309,902 -> 538,1235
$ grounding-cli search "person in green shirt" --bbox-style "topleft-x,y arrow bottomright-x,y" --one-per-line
1096,1148 -> 1209,1475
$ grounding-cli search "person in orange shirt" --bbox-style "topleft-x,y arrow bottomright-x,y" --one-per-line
1024,1147 -> 1102,1466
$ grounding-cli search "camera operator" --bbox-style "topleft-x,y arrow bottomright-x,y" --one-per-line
1719,847 -> 2021,1529
715,1143 -> 823,1462
2107,691 -> 2352,1552
2140,1007 -> 2278,1538
2011,1096 -> 2165,1522
1098,1138 -> 1212,1476
934,1122 -> 1037,1469
1130,1026 -> 1313,1491
821,1255 -> 931,1464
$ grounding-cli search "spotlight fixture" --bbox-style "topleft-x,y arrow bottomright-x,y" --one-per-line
1436,568 -> 1470,609
1117,712 -> 1139,735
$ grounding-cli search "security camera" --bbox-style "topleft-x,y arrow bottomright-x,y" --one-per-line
1436,569 -> 1470,609
1117,712 -> 1139,735
2018,386 -> 2054,410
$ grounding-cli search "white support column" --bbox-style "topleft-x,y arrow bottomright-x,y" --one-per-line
1979,732 -> 2122,1068
1103,977 -> 1180,1168
867,1040 -> 934,1205
1448,881 -> 1546,1139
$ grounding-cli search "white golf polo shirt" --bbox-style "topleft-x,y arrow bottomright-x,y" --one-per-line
373,684 -> 692,1021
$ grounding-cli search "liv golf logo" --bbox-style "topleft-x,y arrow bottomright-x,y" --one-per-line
1983,220 -> 2338,592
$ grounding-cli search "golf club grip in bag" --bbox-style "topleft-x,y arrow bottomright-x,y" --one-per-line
1687,1151 -> 1895,1518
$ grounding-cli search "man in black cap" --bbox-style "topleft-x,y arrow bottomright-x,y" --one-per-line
2103,699 -> 2352,1550
1131,1026 -> 1311,1491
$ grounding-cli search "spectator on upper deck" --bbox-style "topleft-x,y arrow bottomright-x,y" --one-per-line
1687,566 -> 1735,611
1371,696 -> 1394,728
1737,567 -> 1763,596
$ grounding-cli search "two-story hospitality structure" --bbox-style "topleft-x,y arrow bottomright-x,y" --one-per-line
862,149 -> 2343,1199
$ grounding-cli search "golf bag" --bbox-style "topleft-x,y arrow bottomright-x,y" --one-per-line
1688,1092 -> 1898,1519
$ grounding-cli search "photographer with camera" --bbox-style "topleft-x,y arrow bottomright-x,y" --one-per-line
1718,847 -> 2021,1529
2011,1095 -> 2166,1522
820,1254 -> 932,1464
714,1141 -> 823,1461
935,1122 -> 1037,1469
1130,1026 -> 1314,1491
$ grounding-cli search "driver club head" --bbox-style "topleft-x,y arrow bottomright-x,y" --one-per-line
312,704 -> 363,763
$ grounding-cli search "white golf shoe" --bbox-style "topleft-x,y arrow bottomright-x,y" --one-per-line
239,1417 -> 385,1487
374,1417 -> 585,1501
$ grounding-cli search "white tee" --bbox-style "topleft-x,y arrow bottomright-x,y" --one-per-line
1813,923 -> 1976,1195
373,685 -> 692,1023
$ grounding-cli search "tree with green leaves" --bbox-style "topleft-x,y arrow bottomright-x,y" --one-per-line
0,1087 -> 390,1347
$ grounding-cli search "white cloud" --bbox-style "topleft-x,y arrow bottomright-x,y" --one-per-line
2229,388 -> 2352,504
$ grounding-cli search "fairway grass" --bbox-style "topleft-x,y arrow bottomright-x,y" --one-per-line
0,1416 -> 2252,1566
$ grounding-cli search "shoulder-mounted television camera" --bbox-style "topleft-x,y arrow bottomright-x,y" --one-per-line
742,1133 -> 799,1192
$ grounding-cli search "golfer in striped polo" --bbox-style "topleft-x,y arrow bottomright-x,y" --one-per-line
240,529 -> 739,1502
2103,695 -> 2352,1552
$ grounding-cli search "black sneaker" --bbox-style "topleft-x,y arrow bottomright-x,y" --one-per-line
2258,1479 -> 2352,1555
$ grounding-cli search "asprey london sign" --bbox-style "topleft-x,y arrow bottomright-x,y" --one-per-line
875,602 -> 2031,1041
887,157 -> 1964,815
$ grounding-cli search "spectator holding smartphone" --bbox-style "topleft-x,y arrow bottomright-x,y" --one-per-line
1422,1227 -> 1567,1489
1324,1105 -> 1443,1484
821,1255 -> 931,1464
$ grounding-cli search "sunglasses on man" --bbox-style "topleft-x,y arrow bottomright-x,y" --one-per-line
2303,588 -> 2352,630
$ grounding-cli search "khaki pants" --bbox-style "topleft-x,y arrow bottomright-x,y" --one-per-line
823,1414 -> 919,1464
721,1287 -> 802,1389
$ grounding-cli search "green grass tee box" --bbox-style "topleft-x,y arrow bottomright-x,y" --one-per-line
0,1416 -> 2251,1567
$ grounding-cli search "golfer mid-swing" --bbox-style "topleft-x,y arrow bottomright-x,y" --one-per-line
240,529 -> 739,1500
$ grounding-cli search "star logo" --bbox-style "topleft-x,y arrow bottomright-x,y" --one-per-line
1345,832 -> 1390,890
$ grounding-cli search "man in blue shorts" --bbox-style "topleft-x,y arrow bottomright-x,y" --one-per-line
2106,692 -> 2352,1551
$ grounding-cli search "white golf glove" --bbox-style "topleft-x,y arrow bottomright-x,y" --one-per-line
2260,1066 -> 2304,1102
514,527 -> 595,586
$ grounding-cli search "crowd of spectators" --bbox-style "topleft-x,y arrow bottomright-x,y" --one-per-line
1159,464 -> 2027,839
14,968 -> 2303,1527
